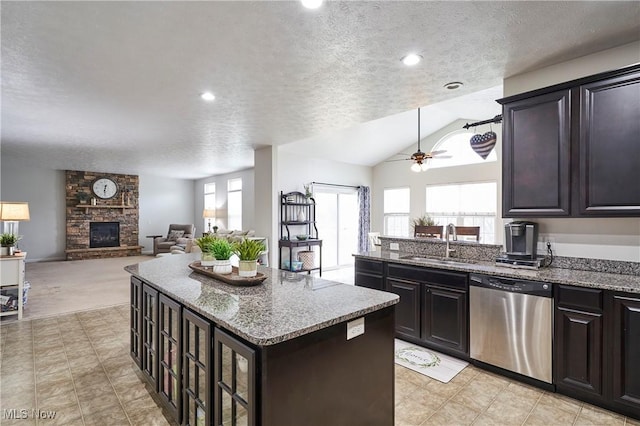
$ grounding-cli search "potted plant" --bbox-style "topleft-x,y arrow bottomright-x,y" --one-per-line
210,238 -> 233,274
411,213 -> 437,228
303,184 -> 312,199
194,234 -> 219,266
233,239 -> 265,277
0,233 -> 19,256
76,191 -> 90,204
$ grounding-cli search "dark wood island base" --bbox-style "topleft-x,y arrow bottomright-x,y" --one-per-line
127,255 -> 398,426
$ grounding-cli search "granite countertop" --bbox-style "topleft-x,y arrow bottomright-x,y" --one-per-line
125,254 -> 398,346
355,251 -> 640,294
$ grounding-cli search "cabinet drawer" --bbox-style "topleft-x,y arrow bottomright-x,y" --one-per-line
387,263 -> 467,291
556,285 -> 603,312
355,272 -> 384,291
1,260 -> 20,285
355,258 -> 383,274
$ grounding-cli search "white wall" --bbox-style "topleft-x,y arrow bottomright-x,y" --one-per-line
193,168 -> 255,234
276,150 -> 373,194
372,119 -> 502,242
503,42 -> 640,262
1,154 -> 196,259
138,175 -> 196,254
1,155 -> 66,261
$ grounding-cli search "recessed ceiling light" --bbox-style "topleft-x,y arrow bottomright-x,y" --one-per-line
200,92 -> 215,101
401,54 -> 422,66
301,0 -> 323,9
444,81 -> 464,90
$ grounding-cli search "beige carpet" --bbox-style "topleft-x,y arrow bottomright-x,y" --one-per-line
13,255 -> 151,321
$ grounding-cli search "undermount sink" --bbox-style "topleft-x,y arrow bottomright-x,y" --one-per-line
400,255 -> 477,265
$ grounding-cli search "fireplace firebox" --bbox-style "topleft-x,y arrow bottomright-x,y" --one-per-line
90,222 -> 120,248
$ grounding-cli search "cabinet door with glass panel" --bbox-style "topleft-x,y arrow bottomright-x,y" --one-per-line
183,308 -> 212,426
214,328 -> 256,426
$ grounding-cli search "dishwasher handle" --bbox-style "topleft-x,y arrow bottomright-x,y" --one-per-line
470,274 -> 552,297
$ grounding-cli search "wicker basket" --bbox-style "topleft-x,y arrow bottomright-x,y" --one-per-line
297,250 -> 315,270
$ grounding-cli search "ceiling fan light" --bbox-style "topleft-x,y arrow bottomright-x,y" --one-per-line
411,162 -> 422,172
421,163 -> 429,171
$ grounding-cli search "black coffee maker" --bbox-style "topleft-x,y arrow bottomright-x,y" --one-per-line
496,221 -> 542,268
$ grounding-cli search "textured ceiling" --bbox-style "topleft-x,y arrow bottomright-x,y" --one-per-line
2,1 -> 639,179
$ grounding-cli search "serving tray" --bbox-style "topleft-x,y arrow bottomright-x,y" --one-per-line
188,261 -> 267,286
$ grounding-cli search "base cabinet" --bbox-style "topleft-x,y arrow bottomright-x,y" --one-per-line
354,259 -> 384,291
612,294 -> 640,414
555,285 -> 640,419
130,278 -> 142,367
423,285 -> 467,354
159,294 -> 182,423
142,284 -> 159,390
554,286 -> 604,398
183,309 -> 212,426
384,262 -> 468,358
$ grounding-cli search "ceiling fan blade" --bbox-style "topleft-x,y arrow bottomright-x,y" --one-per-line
429,150 -> 447,155
384,158 -> 411,162
430,155 -> 452,159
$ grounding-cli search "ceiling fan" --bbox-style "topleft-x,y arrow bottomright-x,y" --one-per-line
386,108 -> 450,172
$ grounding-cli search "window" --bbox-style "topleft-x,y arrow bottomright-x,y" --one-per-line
203,182 -> 216,231
227,178 -> 242,230
426,182 -> 497,243
384,188 -> 410,237
427,130 -> 497,169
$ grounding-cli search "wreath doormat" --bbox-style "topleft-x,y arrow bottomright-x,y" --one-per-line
394,339 -> 468,383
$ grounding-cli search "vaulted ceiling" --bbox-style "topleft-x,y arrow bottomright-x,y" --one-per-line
2,1 -> 639,179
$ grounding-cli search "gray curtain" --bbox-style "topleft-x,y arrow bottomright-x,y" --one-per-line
358,186 -> 371,252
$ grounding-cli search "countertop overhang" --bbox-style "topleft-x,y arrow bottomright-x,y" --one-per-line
125,254 -> 398,346
355,251 -> 640,294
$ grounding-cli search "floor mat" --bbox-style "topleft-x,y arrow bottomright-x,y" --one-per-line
394,339 -> 468,383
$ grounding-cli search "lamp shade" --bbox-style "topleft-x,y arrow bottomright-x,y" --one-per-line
0,202 -> 30,221
202,209 -> 216,219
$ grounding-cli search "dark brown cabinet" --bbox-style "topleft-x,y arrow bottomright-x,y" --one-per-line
555,285 -> 604,398
354,258 -> 384,291
555,285 -> 640,419
387,277 -> 421,340
578,72 -> 640,215
142,284 -> 159,390
130,277 -> 142,368
385,262 -> 469,357
159,294 -> 182,423
499,65 -> 640,217
502,89 -> 571,216
214,328 -> 256,426
423,284 -> 467,354
183,308 -> 212,426
612,294 -> 640,415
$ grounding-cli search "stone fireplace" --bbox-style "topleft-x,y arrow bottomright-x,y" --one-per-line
90,222 -> 120,248
65,170 -> 142,260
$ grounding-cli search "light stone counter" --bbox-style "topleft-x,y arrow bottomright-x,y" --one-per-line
356,250 -> 640,294
125,253 -> 398,346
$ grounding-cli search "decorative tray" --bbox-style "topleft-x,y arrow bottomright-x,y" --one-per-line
188,261 -> 267,286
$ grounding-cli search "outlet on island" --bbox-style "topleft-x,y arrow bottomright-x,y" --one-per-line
390,243 -> 399,251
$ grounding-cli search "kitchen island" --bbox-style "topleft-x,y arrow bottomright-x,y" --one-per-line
126,253 -> 398,426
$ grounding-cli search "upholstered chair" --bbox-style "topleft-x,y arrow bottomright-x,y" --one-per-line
153,224 -> 196,255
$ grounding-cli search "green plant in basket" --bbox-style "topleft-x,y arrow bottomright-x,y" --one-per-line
209,238 -> 233,260
233,239 -> 265,261
194,234 -> 218,252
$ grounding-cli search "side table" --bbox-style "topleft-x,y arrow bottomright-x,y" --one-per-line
0,252 -> 26,320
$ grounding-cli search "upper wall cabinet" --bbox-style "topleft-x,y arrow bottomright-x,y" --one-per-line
498,65 -> 640,218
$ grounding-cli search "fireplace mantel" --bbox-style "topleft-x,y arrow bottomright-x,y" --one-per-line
76,204 -> 137,214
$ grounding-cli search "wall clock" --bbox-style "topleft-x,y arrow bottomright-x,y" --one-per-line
92,177 -> 118,199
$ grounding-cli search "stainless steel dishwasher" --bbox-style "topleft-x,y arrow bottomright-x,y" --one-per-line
469,274 -> 553,383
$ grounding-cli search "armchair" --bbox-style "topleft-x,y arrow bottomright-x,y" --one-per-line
153,224 -> 196,255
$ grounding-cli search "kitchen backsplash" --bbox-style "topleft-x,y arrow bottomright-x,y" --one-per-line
378,236 -> 640,276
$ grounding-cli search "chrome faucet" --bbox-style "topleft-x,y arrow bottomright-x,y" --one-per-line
445,223 -> 457,258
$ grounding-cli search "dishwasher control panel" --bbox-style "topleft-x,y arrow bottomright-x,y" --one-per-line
470,274 -> 552,297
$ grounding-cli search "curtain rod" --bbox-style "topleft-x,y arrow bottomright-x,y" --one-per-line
462,114 -> 503,129
311,181 -> 361,189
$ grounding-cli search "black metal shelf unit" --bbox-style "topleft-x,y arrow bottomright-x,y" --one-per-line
279,191 -> 322,275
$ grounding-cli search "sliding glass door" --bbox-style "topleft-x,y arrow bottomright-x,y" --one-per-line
314,188 -> 358,269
